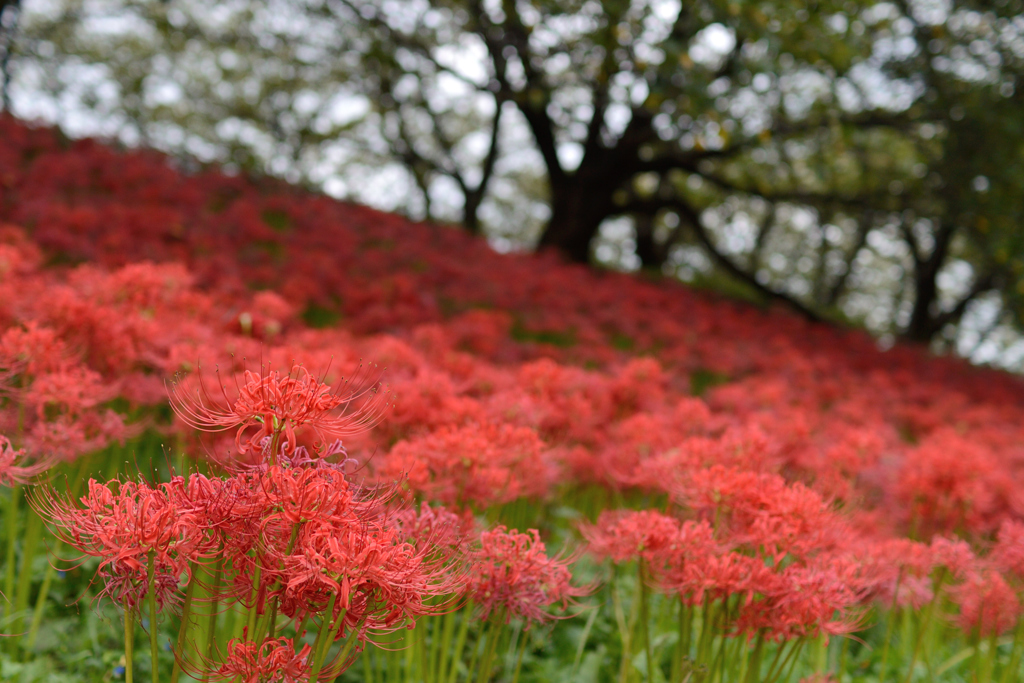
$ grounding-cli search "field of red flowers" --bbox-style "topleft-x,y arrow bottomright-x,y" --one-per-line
1,113 -> 1023,682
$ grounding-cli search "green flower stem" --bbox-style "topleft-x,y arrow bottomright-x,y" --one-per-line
169,565 -> 198,683
762,641 -> 791,683
24,541 -> 60,653
734,630 -> 756,683
570,604 -> 599,683
610,570 -> 631,683
334,626 -> 360,674
980,629 -> 998,683
838,637 -> 849,678
743,633 -> 764,683
418,620 -> 430,682
244,563 -> 262,639
447,601 -> 474,683
24,455 -> 91,654
363,645 -> 375,683
671,601 -> 686,683
999,617 -> 1024,683
464,619 -> 485,683
307,594 -> 339,682
775,639 -> 806,683
904,569 -> 946,683
3,483 -> 21,625
638,562 -> 654,683
435,609 -> 457,683
811,634 -> 827,674
125,605 -> 136,683
10,505 -> 43,639
696,597 -> 716,667
403,625 -> 414,683
878,607 -> 898,682
475,616 -> 505,683
712,598 -> 737,682
511,631 -> 527,683
147,551 -> 160,683
249,523 -> 301,648
201,560 -> 223,682
230,599 -> 247,643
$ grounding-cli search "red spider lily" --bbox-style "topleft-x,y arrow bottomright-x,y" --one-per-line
37,477 -> 214,609
18,114 -> 1024,678
391,503 -> 469,558
97,557 -> 186,610
255,464 -> 365,527
667,550 -> 775,607
24,366 -> 116,418
273,515 -> 462,633
466,526 -> 588,626
169,363 -> 390,457
215,638 -> 312,683
378,422 -> 553,509
675,466 -> 847,563
853,537 -> 937,609
0,434 -> 53,485
991,520 -> 1024,581
24,409 -> 131,463
928,536 -> 978,580
581,510 -> 686,565
186,463 -> 463,640
952,569 -> 1022,637
0,322 -> 68,375
734,560 -> 865,642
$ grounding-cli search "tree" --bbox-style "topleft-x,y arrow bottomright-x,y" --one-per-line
10,0 -> 1024,357
0,0 -> 20,111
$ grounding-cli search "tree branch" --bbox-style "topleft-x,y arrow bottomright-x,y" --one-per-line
931,271 -> 997,333
469,0 -> 565,184
620,197 -> 823,322
826,213 -> 873,306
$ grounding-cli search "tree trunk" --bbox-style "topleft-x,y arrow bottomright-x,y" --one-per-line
536,170 -> 620,263
903,224 -> 955,343
904,267 -> 941,343
633,213 -> 666,270
463,189 -> 483,236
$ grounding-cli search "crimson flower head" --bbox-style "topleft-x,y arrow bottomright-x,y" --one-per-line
379,423 -> 553,509
169,362 -> 391,458
0,435 -> 53,485
730,557 -> 865,643
466,526 -> 589,626
990,520 -> 1024,581
37,477 -> 211,609
216,638 -> 312,683
581,509 -> 684,565
276,514 -> 462,634
952,569 -> 1021,637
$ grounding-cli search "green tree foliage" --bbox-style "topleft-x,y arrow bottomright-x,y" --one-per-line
8,0 -> 1024,356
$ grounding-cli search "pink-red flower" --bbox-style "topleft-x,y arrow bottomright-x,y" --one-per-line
170,363 -> 390,457
0,434 -> 52,485
216,638 -> 312,683
38,476 -> 213,608
466,526 -> 588,626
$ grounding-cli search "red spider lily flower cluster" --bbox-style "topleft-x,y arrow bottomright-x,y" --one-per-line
377,422 -> 554,510
38,477 -> 212,608
0,435 -> 51,485
466,526 -> 588,626
582,505 -> 862,643
10,112 -> 1024,678
38,360 -> 479,679
215,638 -> 312,683
169,363 -> 390,458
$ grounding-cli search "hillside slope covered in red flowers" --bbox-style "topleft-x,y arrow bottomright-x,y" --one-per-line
3,114 -> 1024,682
